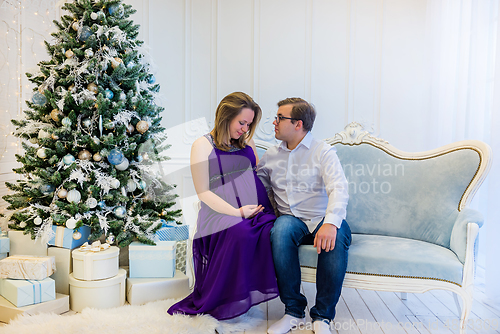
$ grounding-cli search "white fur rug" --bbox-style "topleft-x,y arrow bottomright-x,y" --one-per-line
2,299 -> 264,334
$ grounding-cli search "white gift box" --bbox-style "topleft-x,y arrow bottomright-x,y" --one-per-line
48,247 -> 72,294
8,231 -> 47,256
0,277 -> 55,307
69,268 -> 126,312
129,241 -> 176,278
126,271 -> 190,305
0,255 -> 56,280
72,246 -> 119,281
0,293 -> 69,323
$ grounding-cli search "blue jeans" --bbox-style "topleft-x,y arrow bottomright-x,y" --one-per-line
270,215 -> 351,323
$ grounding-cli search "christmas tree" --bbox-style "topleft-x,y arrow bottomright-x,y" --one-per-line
2,0 -> 181,247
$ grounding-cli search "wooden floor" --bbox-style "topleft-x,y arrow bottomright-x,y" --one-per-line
1,269 -> 498,333
240,268 -> 500,334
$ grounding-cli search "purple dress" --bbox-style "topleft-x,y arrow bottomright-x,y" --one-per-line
167,134 -> 279,320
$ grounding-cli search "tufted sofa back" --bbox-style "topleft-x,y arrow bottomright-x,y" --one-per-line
334,143 -> 480,249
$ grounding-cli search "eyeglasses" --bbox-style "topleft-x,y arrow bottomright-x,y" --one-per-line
274,115 -> 298,124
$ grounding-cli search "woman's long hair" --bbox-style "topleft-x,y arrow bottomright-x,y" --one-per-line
211,92 -> 262,151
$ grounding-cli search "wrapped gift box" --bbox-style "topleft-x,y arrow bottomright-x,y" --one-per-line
0,277 -> 55,307
8,230 -> 47,256
126,271 -> 190,305
48,225 -> 90,249
154,222 -> 189,242
129,241 -> 176,278
69,268 -> 126,312
48,247 -> 72,294
0,255 -> 56,280
0,293 -> 69,323
0,235 -> 9,253
72,245 -> 119,281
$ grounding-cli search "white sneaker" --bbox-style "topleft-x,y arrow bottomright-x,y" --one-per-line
313,320 -> 331,334
267,314 -> 305,334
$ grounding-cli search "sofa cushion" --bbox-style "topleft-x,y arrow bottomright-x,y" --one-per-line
298,233 -> 464,285
334,143 -> 480,249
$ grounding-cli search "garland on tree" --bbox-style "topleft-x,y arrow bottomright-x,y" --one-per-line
2,0 -> 181,247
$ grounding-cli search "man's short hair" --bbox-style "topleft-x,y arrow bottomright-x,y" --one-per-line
277,97 -> 316,132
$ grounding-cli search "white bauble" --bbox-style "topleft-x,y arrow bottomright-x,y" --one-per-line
86,197 -> 98,208
90,12 -> 98,20
110,178 -> 120,189
65,217 -> 77,229
115,158 -> 129,171
38,129 -> 51,139
34,217 -> 43,225
126,179 -> 137,192
37,148 -> 47,159
67,189 -> 81,203
19,221 -> 27,228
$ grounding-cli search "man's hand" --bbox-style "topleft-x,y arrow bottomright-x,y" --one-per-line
313,224 -> 338,254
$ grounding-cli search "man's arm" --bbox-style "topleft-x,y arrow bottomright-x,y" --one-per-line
313,146 -> 349,254
256,151 -> 272,190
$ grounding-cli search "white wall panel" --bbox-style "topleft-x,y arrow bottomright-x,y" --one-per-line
378,0 -> 428,151
310,0 -> 350,137
218,0 -> 254,99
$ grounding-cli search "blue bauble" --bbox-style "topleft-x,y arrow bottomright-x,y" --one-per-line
148,75 -> 156,84
40,184 -> 55,195
113,206 -> 126,218
32,92 -> 47,106
98,201 -> 106,209
107,148 -> 125,165
63,154 -> 76,165
108,3 -> 124,17
136,155 -> 143,162
104,89 -> 114,99
78,26 -> 92,42
138,180 -> 147,190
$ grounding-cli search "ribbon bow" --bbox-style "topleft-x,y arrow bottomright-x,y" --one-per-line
79,240 -> 110,252
161,220 -> 177,227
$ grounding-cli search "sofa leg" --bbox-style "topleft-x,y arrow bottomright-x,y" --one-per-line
400,292 -> 407,300
456,291 -> 473,333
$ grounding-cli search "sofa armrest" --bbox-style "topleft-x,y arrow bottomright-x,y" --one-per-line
450,208 -> 483,264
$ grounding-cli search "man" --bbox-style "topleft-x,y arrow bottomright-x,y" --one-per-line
257,98 -> 351,334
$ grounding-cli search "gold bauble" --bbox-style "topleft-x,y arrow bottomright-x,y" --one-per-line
65,50 -> 74,58
68,84 -> 75,92
58,188 -> 68,199
111,57 -> 123,69
72,22 -> 79,31
50,109 -> 62,122
52,133 -> 59,140
78,150 -> 92,160
93,153 -> 102,162
87,83 -> 98,94
136,120 -> 149,134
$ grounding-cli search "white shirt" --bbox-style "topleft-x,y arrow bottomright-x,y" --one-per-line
257,132 -> 349,232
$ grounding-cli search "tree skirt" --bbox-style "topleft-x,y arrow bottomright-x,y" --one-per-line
2,298 -> 264,334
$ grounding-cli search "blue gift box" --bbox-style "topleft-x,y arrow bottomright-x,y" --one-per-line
129,241 -> 176,278
0,277 -> 55,307
154,222 -> 189,242
0,236 -> 9,254
48,225 -> 90,249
